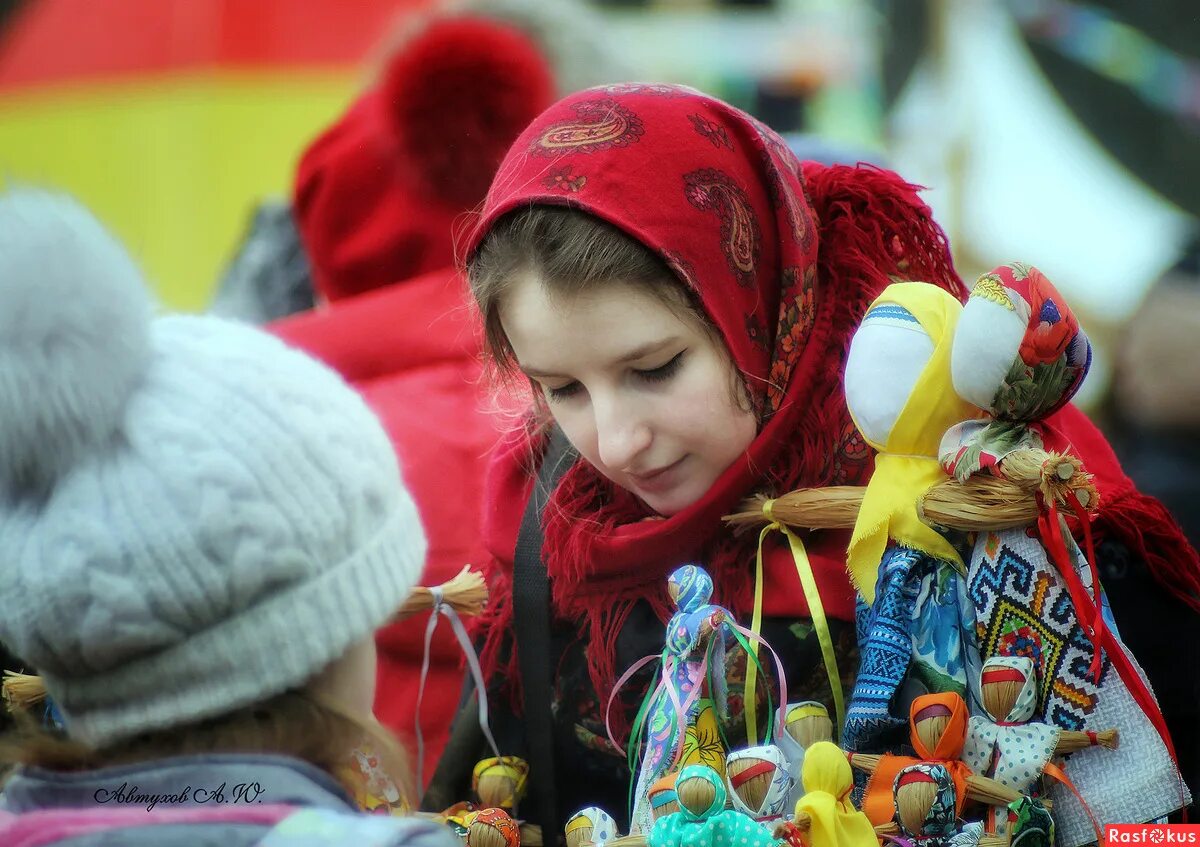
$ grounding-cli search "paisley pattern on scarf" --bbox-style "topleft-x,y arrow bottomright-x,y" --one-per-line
532,99 -> 645,155
683,169 -> 761,287
689,114 -> 735,150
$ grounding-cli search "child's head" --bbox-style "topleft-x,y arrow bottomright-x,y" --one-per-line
472,206 -> 756,515
0,190 -> 424,769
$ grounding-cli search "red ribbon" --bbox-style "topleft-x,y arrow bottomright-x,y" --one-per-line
729,760 -> 777,789
1036,491 -> 1188,821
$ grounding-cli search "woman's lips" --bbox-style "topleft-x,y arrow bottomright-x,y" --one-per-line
628,457 -> 686,494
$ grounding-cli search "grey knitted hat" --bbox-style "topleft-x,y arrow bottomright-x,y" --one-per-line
0,189 -> 426,746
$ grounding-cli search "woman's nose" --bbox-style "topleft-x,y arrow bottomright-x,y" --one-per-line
594,394 -> 652,471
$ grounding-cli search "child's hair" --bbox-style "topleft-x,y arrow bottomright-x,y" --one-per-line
0,689 -> 414,806
468,205 -> 712,371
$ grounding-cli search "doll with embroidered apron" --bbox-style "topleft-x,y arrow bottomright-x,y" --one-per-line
839,283 -> 985,756
961,656 -> 1117,838
648,765 -> 777,847
630,566 -> 733,835
943,263 -> 1190,844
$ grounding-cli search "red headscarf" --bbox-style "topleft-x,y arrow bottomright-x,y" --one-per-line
465,84 -> 966,710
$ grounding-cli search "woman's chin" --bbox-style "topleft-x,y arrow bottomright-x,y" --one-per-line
638,484 -> 706,519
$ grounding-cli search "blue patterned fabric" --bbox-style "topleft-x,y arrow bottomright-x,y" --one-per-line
844,546 -> 926,753
843,545 -> 981,756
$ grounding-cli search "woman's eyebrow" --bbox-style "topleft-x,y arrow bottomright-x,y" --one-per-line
614,337 -> 680,364
520,338 -> 682,379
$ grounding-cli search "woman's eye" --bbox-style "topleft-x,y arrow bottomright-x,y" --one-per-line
544,381 -> 582,402
635,351 -> 685,383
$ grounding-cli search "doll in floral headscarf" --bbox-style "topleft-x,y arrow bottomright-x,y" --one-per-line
891,763 -> 988,847
943,263 -> 1190,844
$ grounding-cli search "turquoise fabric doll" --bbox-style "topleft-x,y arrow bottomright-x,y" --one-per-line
648,765 -> 779,847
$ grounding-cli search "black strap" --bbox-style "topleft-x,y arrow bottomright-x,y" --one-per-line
512,427 -> 576,840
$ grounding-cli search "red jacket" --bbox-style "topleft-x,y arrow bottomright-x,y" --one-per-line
271,268 -> 497,784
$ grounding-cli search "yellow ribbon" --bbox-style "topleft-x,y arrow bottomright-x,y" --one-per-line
744,499 -> 845,745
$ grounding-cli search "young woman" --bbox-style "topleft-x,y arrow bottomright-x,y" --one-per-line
450,84 -> 1197,831
0,189 -> 456,847
440,84 -> 962,828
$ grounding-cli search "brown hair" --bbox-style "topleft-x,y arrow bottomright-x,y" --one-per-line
468,205 -> 710,371
0,689 -> 414,807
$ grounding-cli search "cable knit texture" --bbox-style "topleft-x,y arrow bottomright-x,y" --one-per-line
0,189 -> 427,746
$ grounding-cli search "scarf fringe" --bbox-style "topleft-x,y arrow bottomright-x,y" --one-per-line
1094,488 -> 1200,614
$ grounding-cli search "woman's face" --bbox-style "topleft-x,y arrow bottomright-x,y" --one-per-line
500,272 -> 757,517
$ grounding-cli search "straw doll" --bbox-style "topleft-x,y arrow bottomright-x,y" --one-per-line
778,702 -> 834,810
838,283 -> 984,754
566,807 -> 621,847
848,693 -> 1019,827
962,656 -> 1117,836
472,757 -> 531,815
466,808 -> 522,847
725,745 -> 794,825
647,765 -> 778,847
629,566 -> 734,834
943,263 -> 1189,842
777,741 -> 877,847
648,774 -> 682,822
891,764 -> 1003,847
1004,797 -> 1054,847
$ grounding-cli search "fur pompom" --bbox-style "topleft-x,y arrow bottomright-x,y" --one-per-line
383,15 -> 555,208
0,188 -> 152,492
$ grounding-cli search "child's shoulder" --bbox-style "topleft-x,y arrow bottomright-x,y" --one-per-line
259,808 -> 460,847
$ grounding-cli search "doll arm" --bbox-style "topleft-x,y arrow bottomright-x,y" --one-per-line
392,565 -> 489,621
846,752 -> 880,774
1054,728 -> 1119,754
